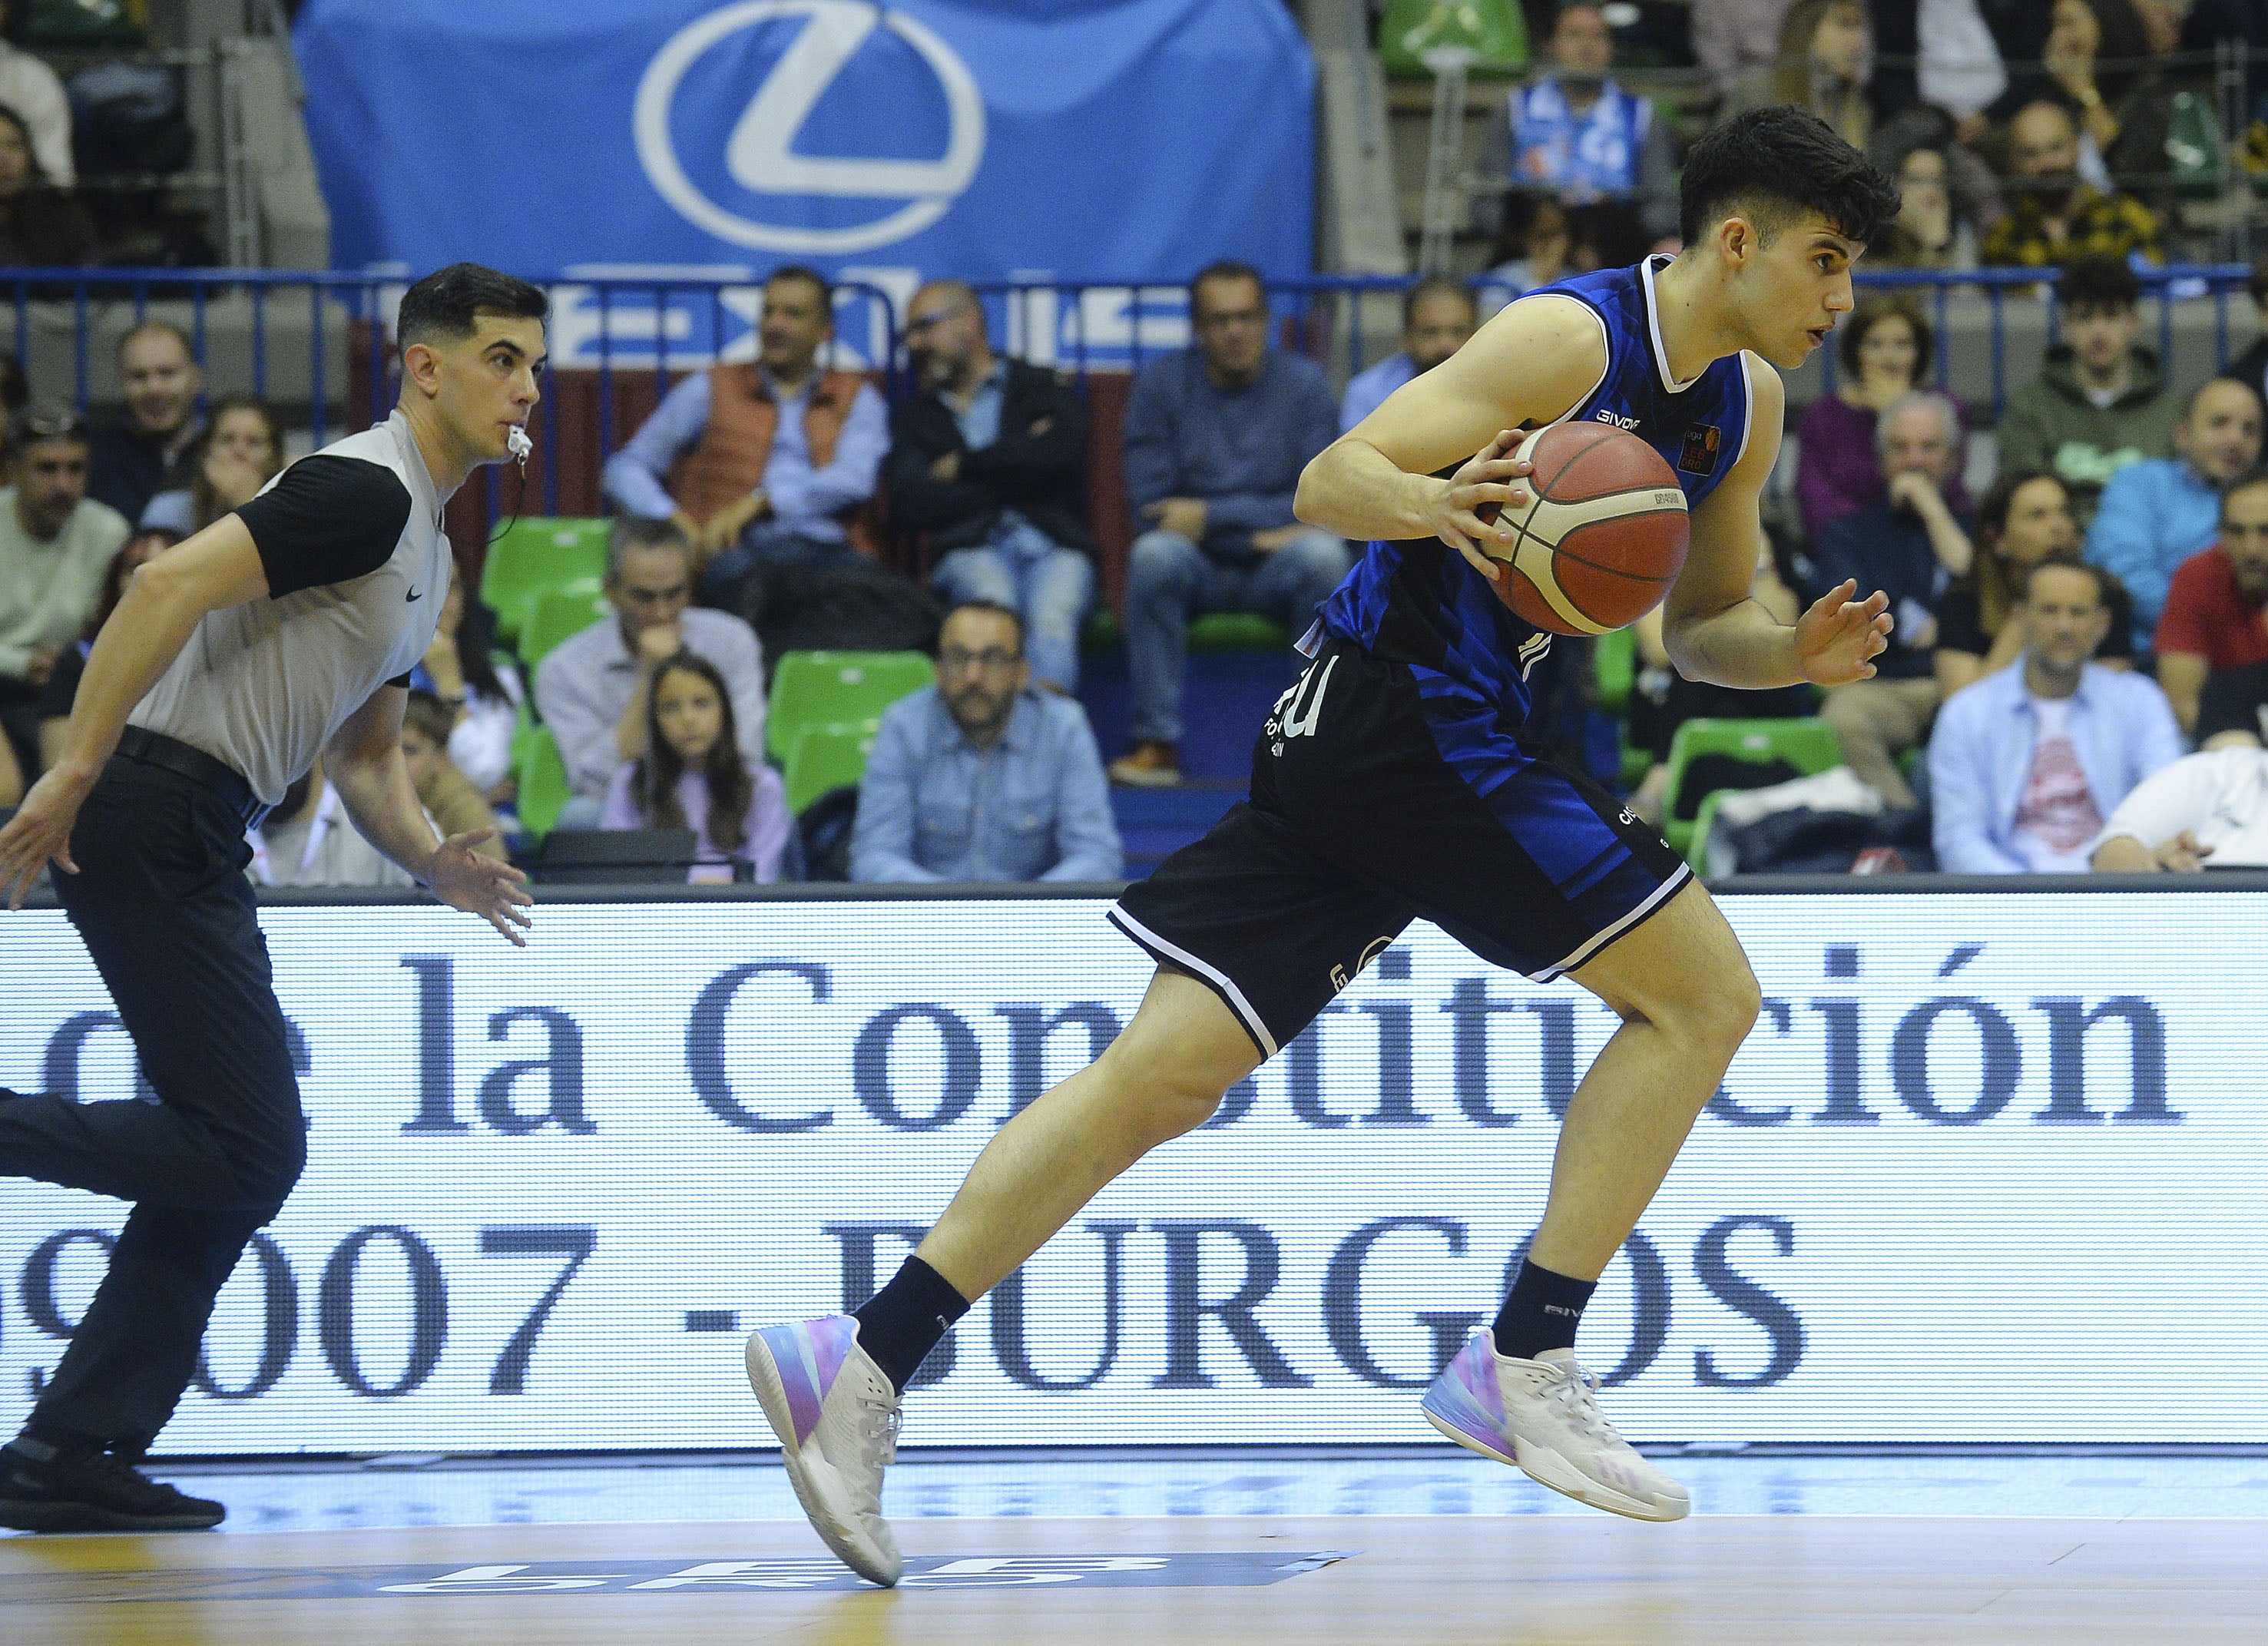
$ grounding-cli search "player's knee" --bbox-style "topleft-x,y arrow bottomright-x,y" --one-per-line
1682,956 -> 1762,1058
1096,1038 -> 1231,1143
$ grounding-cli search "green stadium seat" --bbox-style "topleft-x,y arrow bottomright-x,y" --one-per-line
784,720 -> 879,816
514,725 -> 571,840
480,517 -> 610,641
1592,625 -> 1636,714
518,586 -> 613,667
766,650 -> 935,763
1660,717 -> 1846,858
1188,613 -> 1290,653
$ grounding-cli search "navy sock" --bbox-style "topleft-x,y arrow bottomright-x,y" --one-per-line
852,1257 -> 971,1394
1491,1258 -> 1598,1361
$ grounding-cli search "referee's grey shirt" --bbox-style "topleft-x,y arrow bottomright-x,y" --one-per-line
127,410 -> 451,806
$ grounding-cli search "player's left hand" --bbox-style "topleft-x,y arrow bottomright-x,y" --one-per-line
427,830 -> 533,946
1793,579 -> 1892,686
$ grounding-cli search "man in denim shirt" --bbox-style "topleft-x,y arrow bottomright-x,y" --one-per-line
851,601 -> 1121,883
1110,260 -> 1349,787
1929,558 -> 2184,873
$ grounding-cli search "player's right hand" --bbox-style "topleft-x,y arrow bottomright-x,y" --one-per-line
0,763 -> 95,909
1432,430 -> 1531,581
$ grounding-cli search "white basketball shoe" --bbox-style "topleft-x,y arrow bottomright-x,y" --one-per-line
745,1315 -> 904,1585
1421,1329 -> 1690,1521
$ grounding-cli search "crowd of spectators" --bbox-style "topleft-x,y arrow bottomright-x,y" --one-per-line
5,2 -> 2268,884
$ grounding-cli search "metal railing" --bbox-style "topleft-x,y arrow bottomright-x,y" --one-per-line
2,262 -> 2255,536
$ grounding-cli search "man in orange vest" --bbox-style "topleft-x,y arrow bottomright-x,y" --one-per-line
604,266 -> 889,602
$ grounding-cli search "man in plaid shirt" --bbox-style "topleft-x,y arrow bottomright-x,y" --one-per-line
1982,101 -> 2161,269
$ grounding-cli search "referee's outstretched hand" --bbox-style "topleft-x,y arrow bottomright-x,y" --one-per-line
428,829 -> 534,946
0,763 -> 94,910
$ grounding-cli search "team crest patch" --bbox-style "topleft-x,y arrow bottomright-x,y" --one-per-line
1678,424 -> 1721,475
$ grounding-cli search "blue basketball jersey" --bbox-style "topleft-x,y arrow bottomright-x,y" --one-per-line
1319,256 -> 1757,722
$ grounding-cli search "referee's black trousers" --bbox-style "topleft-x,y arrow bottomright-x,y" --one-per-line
0,759 -> 306,1460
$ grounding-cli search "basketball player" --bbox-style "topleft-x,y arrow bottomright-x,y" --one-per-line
746,108 -> 1901,1585
0,264 -> 542,1531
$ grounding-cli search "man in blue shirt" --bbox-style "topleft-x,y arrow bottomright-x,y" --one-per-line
2086,376 -> 2263,651
1810,390 -> 1975,806
1112,261 -> 1348,787
603,267 -> 889,602
851,600 -> 1121,883
1339,277 -> 1478,433
1929,558 -> 2183,872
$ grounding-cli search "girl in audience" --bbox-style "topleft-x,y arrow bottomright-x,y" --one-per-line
415,576 -> 522,800
1935,470 -> 2134,699
1722,0 -> 1872,151
603,650 -> 788,883
139,396 -> 284,537
1796,298 -> 1966,541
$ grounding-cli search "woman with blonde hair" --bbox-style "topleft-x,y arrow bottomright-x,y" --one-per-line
1721,0 -> 1871,152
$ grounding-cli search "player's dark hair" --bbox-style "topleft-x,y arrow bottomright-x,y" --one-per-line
1836,295 -> 1932,380
2057,253 -> 2139,316
1403,274 -> 1477,331
1190,260 -> 1265,313
634,650 -> 754,858
398,263 -> 549,356
2020,554 -> 2109,606
1677,107 -> 1899,248
766,263 -> 833,309
943,598 -> 1025,655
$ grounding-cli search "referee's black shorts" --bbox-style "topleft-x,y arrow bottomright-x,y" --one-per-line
1111,638 -> 1690,1056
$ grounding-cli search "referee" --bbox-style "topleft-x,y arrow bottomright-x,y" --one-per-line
0,263 -> 544,1531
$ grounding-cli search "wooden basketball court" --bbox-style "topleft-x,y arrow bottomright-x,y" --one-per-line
5,1512 -> 2263,1644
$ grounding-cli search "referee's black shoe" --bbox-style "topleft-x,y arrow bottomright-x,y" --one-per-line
0,1437 -> 225,1532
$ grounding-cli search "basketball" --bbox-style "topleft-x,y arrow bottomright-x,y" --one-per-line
1478,422 -> 1690,635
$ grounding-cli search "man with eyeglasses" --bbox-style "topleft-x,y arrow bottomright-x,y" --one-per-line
1111,260 -> 1349,787
0,406 -> 129,787
886,280 -> 1094,694
849,599 -> 1119,883
534,515 -> 767,829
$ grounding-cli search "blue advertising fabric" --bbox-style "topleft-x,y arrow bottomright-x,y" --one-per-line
293,0 -> 1315,283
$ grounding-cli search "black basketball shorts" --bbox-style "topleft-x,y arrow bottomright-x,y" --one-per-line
1111,638 -> 1691,1055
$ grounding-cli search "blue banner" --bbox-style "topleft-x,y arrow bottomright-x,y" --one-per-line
293,0 -> 1315,293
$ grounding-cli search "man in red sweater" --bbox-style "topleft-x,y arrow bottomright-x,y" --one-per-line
2154,469 -> 2268,734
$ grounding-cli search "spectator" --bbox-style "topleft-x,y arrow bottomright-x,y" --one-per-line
1810,391 -> 1974,806
1478,4 -> 1677,246
0,46 -> 73,185
1341,277 -> 1478,433
1930,557 -> 2182,872
1796,297 -> 1964,541
2086,376 -> 2264,651
1111,261 -> 1348,787
0,104 -> 91,268
137,396 -> 282,538
87,321 -> 203,527
34,526 -> 180,771
248,762 -> 414,889
534,517 -> 766,826
2090,744 -> 2268,870
886,278 -> 1093,694
1867,141 -> 1992,269
411,577 -> 523,800
0,406 -> 128,783
1906,0 -> 2007,134
1692,0 -> 1798,101
1937,470 -> 2137,698
1482,194 -> 1571,306
2152,469 -> 2268,735
850,599 -> 1121,883
398,689 -> 506,863
1995,253 -> 2180,520
603,265 -> 887,601
602,649 -> 789,884
2031,0 -> 2173,204
1720,0 -> 1872,151
1978,100 -> 2160,269
2223,258 -> 2268,414
0,345 -> 23,453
